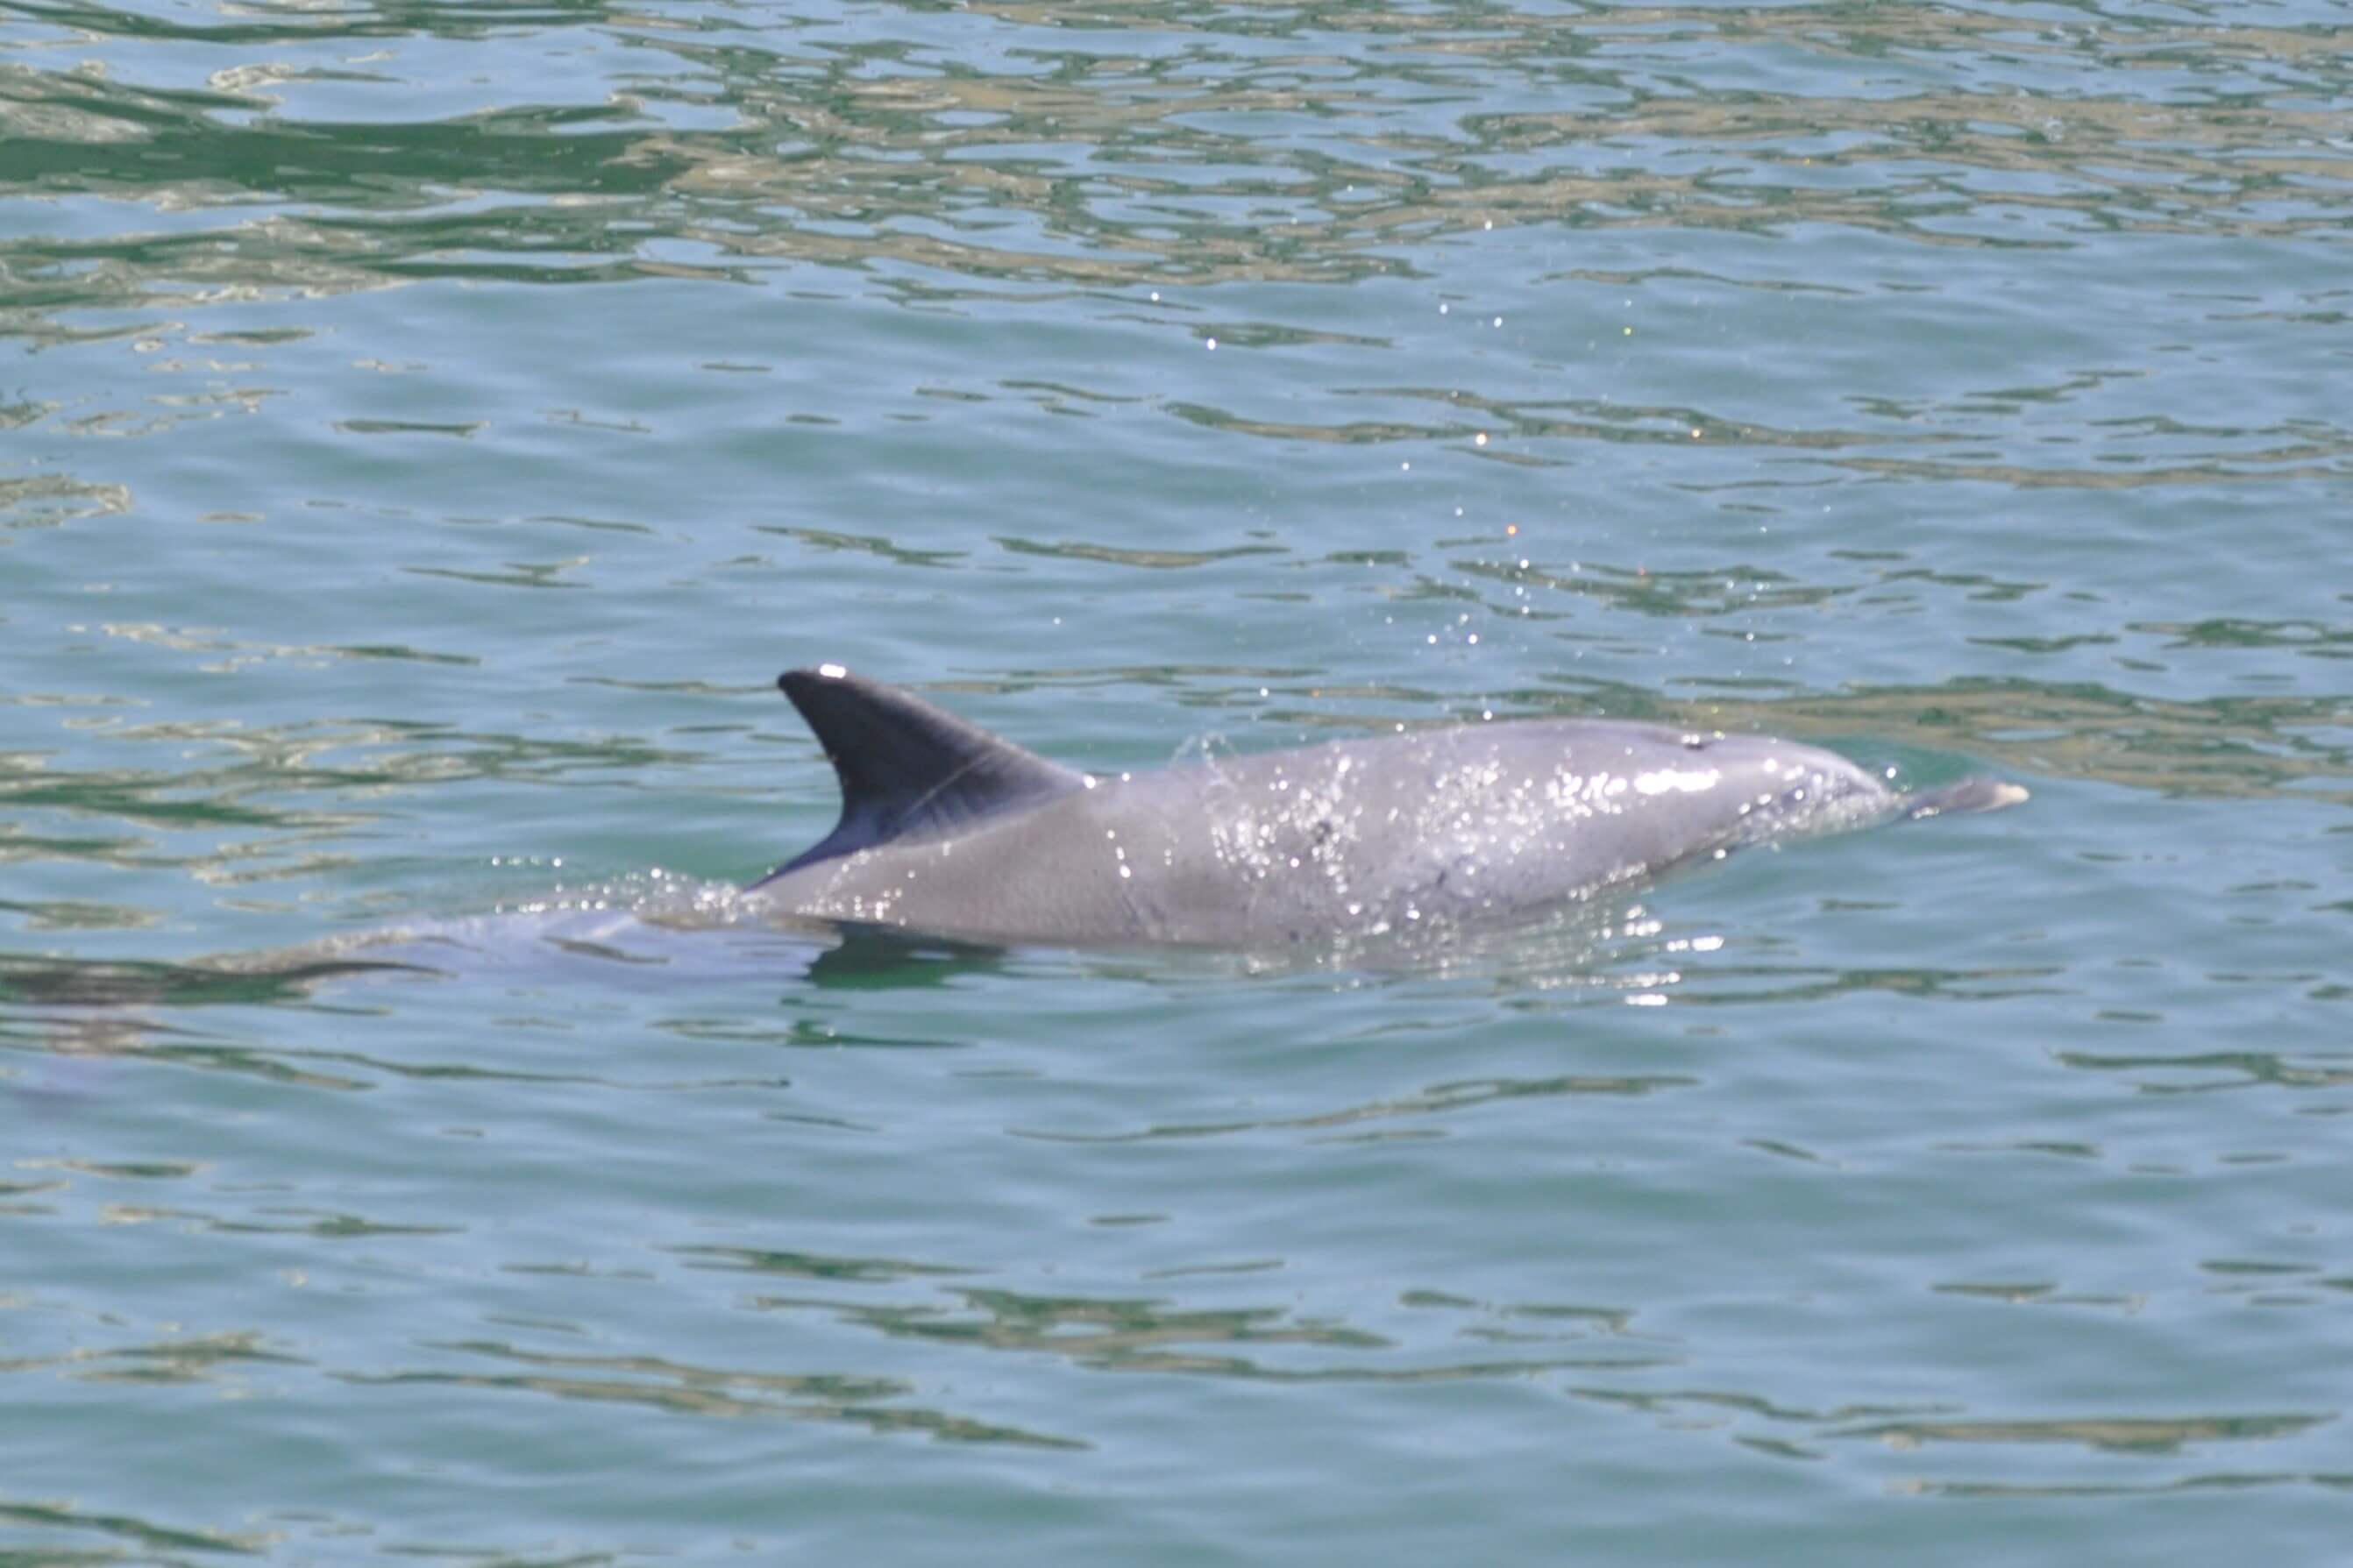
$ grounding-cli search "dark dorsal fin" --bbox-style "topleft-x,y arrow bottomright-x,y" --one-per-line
752,666 -> 1087,884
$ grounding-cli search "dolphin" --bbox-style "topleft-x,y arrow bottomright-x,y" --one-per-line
748,666 -> 2027,948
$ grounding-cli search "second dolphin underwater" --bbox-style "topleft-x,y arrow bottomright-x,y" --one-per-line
748,666 -> 2028,948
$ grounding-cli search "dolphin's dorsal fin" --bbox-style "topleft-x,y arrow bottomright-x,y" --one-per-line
753,666 -> 1086,883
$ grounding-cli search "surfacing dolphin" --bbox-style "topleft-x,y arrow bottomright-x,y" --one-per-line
749,666 -> 2027,948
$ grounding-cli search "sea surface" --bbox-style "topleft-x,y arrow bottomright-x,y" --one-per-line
4,0 -> 2349,1562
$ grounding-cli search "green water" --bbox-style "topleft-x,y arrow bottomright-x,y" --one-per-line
4,0 -> 2349,1561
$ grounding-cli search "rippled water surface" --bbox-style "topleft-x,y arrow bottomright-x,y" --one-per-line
4,0 -> 2350,1561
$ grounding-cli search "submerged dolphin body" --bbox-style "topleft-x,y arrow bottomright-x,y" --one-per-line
749,667 -> 2027,948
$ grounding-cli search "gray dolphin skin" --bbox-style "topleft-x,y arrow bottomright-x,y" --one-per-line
749,666 -> 2028,948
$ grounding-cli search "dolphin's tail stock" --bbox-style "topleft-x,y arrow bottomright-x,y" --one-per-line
1902,777 -> 2031,821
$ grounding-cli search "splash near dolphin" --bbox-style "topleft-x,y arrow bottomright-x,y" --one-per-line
750,666 -> 2028,948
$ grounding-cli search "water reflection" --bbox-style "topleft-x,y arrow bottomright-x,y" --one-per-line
1010,1068 -> 1695,1144
345,1338 -> 1086,1448
1834,1411 -> 2328,1456
1900,1471 -> 2353,1498
0,1494 -> 266,1557
748,1281 -> 1667,1385
0,950 -> 421,1008
2057,1048 -> 2353,1093
9,0 -> 2349,335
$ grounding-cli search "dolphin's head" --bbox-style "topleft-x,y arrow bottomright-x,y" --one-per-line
1635,728 -> 1898,852
1395,719 -> 1911,907
1468,722 -> 1901,886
